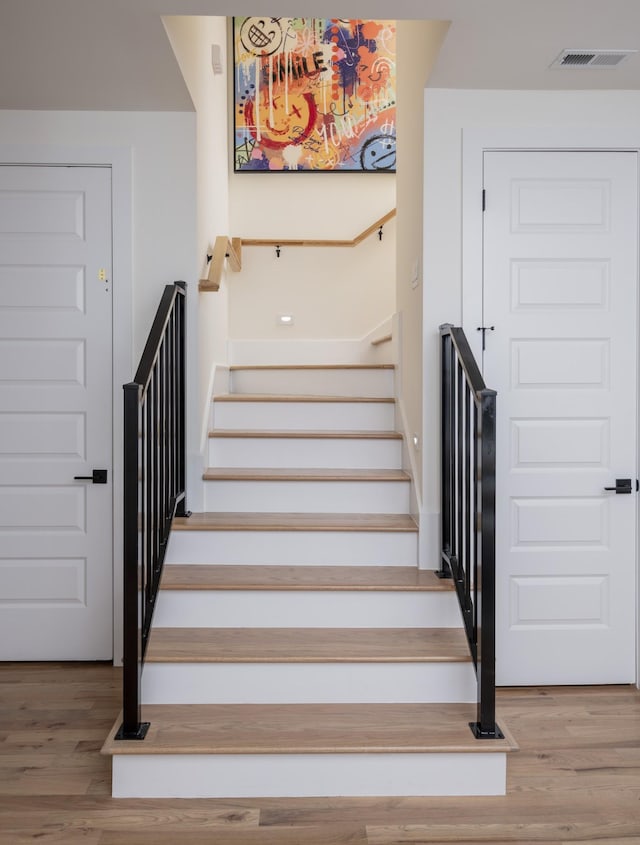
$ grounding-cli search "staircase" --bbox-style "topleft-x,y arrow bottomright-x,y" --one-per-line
104,361 -> 515,797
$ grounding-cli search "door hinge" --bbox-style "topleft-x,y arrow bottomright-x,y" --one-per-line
482,189 -> 486,212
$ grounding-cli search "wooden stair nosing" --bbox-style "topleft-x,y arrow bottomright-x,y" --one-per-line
102,702 -> 517,756
202,468 -> 411,482
213,393 -> 396,403
171,512 -> 418,532
145,627 -> 472,664
208,429 -> 403,440
229,364 -> 395,371
159,564 -> 453,592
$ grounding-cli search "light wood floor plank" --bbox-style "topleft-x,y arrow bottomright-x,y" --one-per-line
145,627 -> 471,664
171,512 -> 418,532
2,664 -> 639,843
159,565 -> 453,592
99,825 -> 367,844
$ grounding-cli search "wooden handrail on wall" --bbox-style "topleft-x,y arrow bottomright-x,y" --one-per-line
199,208 -> 396,291
242,208 -> 396,250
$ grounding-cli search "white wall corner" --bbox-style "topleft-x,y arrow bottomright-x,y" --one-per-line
200,362 -> 230,452
418,509 -> 441,571
189,363 -> 230,512
397,395 -> 422,513
186,452 -> 205,513
392,311 -> 423,533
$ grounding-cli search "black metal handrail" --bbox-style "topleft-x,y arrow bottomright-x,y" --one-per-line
439,323 -> 502,739
116,281 -> 187,740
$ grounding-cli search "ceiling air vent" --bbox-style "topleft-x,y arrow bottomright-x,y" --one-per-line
551,49 -> 636,69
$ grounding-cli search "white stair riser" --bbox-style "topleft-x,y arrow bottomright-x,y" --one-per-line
202,479 -> 410,514
230,368 -> 394,398
165,529 -> 418,567
112,752 -> 507,798
212,400 -> 395,432
208,437 -> 402,469
142,662 -> 477,705
153,590 -> 461,628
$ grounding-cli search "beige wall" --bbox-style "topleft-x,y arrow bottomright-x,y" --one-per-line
228,19 -> 396,343
228,213 -> 396,341
228,174 -> 396,342
395,20 -> 449,503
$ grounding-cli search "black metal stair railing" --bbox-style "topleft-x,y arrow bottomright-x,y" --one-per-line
439,323 -> 502,739
116,281 -> 188,740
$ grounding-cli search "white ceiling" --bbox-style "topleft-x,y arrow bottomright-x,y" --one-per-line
2,0 -> 640,110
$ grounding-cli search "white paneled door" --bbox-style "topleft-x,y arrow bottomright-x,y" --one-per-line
482,151 -> 637,684
0,165 -> 113,659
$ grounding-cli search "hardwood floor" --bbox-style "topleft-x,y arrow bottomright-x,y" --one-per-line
1,662 -> 639,844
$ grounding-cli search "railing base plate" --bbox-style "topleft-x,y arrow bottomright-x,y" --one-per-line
115,721 -> 150,741
469,722 -> 505,740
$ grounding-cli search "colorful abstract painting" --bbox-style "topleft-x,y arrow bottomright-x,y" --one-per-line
233,18 -> 396,172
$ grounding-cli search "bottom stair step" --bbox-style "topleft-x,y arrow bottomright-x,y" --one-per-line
103,703 -> 517,798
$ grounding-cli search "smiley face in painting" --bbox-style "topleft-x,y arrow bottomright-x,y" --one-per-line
239,17 -> 283,56
360,135 -> 396,171
244,92 -> 317,151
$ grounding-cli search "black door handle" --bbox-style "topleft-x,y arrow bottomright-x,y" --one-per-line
603,478 -> 632,494
74,469 -> 108,484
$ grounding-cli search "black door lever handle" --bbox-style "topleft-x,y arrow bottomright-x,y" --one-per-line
603,478 -> 632,494
74,469 -> 108,484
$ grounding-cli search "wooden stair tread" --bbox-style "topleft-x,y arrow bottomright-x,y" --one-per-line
208,429 -> 402,440
172,512 -> 418,532
229,363 -> 394,371
146,627 -> 471,663
202,468 -> 411,482
103,703 -> 517,756
160,564 -> 453,591
214,393 -> 395,403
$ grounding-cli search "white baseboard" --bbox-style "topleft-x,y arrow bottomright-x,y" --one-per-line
228,317 -> 398,366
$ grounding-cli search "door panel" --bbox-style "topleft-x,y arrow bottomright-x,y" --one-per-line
0,165 -> 113,660
483,150 -> 637,685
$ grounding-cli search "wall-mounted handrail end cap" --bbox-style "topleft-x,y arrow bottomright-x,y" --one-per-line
199,279 -> 220,291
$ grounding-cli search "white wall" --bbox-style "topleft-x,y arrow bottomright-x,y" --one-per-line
0,108 -> 197,662
394,20 -> 449,510
0,109 -> 197,360
421,88 -> 640,562
163,16 -> 231,500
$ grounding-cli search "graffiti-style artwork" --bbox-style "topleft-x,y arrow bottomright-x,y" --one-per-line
233,18 -> 396,172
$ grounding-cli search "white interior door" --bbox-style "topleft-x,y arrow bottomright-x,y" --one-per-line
482,150 -> 637,685
0,165 -> 113,660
